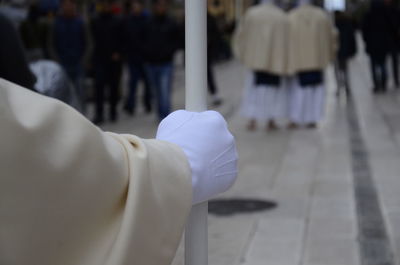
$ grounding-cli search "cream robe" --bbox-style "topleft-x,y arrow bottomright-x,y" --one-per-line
0,78 -> 192,265
233,3 -> 289,75
287,5 -> 337,75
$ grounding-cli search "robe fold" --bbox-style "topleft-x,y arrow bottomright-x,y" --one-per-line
0,78 -> 192,265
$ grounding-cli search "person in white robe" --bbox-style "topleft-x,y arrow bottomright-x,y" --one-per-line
0,78 -> 238,265
286,0 -> 337,128
233,0 -> 289,131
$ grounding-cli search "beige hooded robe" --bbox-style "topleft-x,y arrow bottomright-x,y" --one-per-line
287,5 -> 337,75
233,3 -> 289,75
0,78 -> 192,265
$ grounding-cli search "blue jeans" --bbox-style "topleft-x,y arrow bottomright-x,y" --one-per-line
62,62 -> 84,112
370,55 -> 387,91
145,63 -> 173,120
125,61 -> 151,112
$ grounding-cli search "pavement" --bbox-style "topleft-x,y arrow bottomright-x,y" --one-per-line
91,49 -> 400,265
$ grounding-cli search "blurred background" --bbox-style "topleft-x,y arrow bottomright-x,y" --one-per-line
1,0 -> 400,264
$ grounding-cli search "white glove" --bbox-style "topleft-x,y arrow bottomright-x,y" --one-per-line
156,110 -> 238,205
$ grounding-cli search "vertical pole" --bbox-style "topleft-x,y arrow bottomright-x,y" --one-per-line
184,0 -> 208,265
235,0 -> 242,22
185,0 -> 207,111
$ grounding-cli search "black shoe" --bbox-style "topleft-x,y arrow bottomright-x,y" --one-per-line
306,123 -> 317,129
211,96 -> 223,107
144,103 -> 152,113
346,89 -> 352,98
92,116 -> 104,125
110,112 -> 118,123
123,105 -> 134,116
212,98 -> 223,107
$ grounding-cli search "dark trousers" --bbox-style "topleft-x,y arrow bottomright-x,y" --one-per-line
335,58 -> 350,93
145,63 -> 173,120
390,51 -> 399,87
125,61 -> 152,112
94,61 -> 122,120
62,62 -> 85,112
370,55 -> 387,92
207,60 -> 218,95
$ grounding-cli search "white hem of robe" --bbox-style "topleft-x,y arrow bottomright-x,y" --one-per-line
288,77 -> 325,125
241,70 -> 288,123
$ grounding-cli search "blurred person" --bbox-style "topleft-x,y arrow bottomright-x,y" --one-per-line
53,0 -> 86,110
110,0 -> 123,15
0,13 -> 36,90
334,10 -> 357,96
362,0 -> 391,94
0,0 -> 27,28
207,12 -> 223,106
30,59 -> 81,109
122,0 -> 152,115
234,0 -> 289,131
19,3 -> 51,61
143,0 -> 180,120
90,0 -> 124,124
0,78 -> 238,265
287,0 -> 336,129
384,0 -> 400,89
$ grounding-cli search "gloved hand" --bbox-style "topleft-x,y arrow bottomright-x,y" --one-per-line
156,110 -> 238,205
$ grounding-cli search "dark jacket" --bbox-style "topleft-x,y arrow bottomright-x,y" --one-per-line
335,12 -> 357,60
90,13 -> 123,64
53,16 -> 86,65
384,4 -> 400,51
143,15 -> 179,64
362,2 -> 391,58
0,13 -> 36,89
207,13 -> 221,62
122,13 -> 148,62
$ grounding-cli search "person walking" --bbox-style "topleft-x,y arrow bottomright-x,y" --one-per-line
234,0 -> 289,131
19,3 -> 51,61
143,0 -> 180,120
384,0 -> 400,89
90,0 -> 124,124
286,0 -> 337,129
207,12 -> 223,106
362,0 -> 391,94
122,0 -> 152,115
53,0 -> 86,110
0,13 -> 36,90
334,11 -> 357,96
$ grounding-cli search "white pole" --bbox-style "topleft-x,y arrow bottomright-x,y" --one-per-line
184,0 -> 208,265
185,0 -> 207,111
235,0 -> 242,22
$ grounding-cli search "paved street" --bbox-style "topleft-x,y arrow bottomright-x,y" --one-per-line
94,49 -> 400,265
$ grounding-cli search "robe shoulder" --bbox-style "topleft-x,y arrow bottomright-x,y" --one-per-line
287,5 -> 335,74
0,78 -> 192,265
234,4 -> 289,75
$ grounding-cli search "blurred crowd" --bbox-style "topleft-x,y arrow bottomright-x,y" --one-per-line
0,0 -> 232,124
333,0 -> 400,95
0,0 -> 399,127
360,0 -> 400,94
